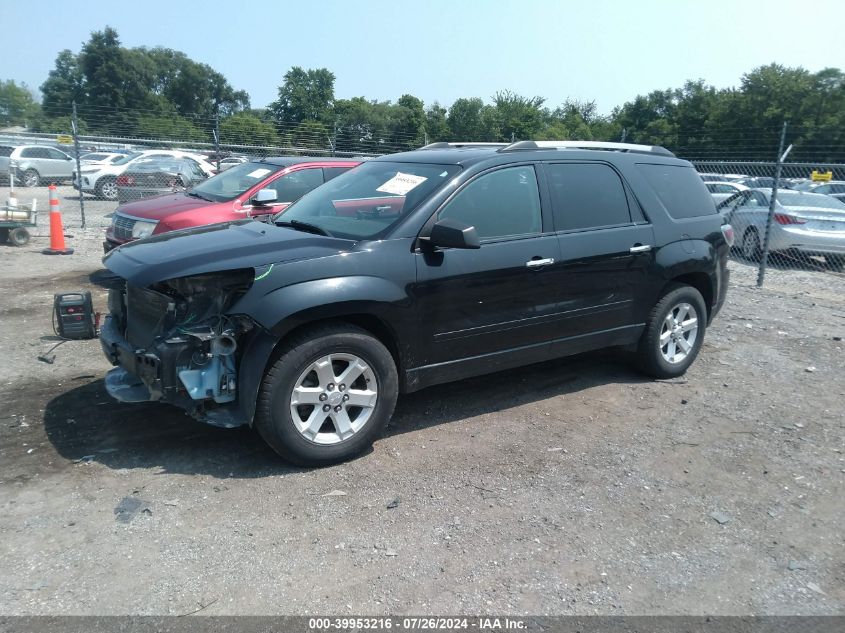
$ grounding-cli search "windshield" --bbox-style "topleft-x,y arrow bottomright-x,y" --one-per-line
275,161 -> 461,240
777,191 -> 845,210
112,152 -> 142,166
189,161 -> 284,202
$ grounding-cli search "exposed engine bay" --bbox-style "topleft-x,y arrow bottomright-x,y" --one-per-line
99,269 -> 255,428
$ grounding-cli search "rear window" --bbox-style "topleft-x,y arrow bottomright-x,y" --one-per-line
638,163 -> 717,219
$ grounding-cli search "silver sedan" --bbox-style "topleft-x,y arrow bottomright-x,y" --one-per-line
719,188 -> 845,270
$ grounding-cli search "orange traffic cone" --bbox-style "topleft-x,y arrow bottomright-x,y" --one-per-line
42,185 -> 74,255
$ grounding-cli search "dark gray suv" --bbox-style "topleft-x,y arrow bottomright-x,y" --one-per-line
99,140 -> 732,465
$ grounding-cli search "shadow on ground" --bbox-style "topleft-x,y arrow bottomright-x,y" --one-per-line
39,349 -> 648,478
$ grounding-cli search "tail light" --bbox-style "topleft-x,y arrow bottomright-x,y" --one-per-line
720,224 -> 735,247
116,175 -> 135,186
774,213 -> 806,225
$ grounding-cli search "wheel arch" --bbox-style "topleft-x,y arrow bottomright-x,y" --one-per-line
664,271 -> 713,319
236,309 -> 405,427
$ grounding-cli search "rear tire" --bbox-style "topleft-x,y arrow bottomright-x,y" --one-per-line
633,283 -> 707,379
254,323 -> 398,466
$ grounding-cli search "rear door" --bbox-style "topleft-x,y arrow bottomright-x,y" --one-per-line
45,148 -> 74,178
541,161 -> 656,348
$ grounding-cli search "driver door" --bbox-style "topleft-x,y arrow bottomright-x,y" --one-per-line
412,165 -> 561,376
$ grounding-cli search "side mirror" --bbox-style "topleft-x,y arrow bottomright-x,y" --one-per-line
251,188 -> 277,206
426,218 -> 481,250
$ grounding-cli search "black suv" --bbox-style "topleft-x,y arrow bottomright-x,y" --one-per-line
100,140 -> 732,465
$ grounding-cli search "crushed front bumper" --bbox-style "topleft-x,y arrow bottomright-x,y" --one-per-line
99,314 -> 248,428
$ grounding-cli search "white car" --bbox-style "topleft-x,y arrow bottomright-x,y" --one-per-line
217,156 -> 249,171
705,181 -> 749,205
79,152 -> 128,167
0,145 -> 75,187
73,150 -> 216,200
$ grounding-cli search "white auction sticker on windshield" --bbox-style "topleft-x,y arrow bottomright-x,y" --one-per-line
376,172 -> 427,195
246,168 -> 272,179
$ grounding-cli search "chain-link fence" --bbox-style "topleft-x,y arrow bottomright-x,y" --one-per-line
2,107 -> 844,282
692,160 -> 845,278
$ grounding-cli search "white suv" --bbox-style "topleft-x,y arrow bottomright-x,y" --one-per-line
73,150 -> 216,200
0,145 -> 75,187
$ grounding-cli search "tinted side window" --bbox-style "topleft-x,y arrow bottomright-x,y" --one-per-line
47,148 -> 68,160
546,163 -> 631,231
270,168 -> 325,203
439,166 -> 541,240
323,167 -> 350,182
638,163 -> 717,219
20,147 -> 39,158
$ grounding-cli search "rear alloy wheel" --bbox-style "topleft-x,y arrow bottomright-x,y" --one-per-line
741,228 -> 761,262
22,169 -> 39,188
634,283 -> 707,379
96,177 -> 118,200
255,324 -> 398,466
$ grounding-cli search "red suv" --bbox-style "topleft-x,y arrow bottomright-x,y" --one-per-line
104,157 -> 360,251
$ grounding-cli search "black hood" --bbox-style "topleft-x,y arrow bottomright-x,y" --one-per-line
103,220 -> 354,286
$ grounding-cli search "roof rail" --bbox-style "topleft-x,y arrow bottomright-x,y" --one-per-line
420,142 -> 509,150
499,140 -> 675,157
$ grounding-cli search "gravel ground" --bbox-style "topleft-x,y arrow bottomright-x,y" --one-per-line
0,184 -> 843,615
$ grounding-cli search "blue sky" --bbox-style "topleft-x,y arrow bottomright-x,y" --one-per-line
2,0 -> 844,113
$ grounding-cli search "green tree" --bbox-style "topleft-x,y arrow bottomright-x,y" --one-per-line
390,94 -> 426,148
447,97 -> 485,140
0,80 -> 40,127
424,102 -> 449,142
291,120 -> 330,152
270,67 -> 335,125
333,97 -> 388,154
220,112 -> 279,146
136,113 -> 207,142
40,50 -> 85,116
144,47 -> 249,118
492,90 -> 545,141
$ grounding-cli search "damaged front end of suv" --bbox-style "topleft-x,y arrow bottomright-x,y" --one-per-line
100,268 -> 257,428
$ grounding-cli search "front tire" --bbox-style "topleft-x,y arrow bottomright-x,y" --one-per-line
22,169 -> 40,188
741,228 -> 761,262
255,323 -> 398,466
96,177 -> 118,200
634,283 -> 707,379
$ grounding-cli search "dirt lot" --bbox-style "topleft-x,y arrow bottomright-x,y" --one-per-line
1,185 -> 843,615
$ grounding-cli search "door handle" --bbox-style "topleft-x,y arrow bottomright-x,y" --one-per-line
629,244 -> 652,253
525,257 -> 555,268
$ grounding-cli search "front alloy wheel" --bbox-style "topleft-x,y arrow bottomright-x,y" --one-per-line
97,178 -> 119,200
255,323 -> 398,466
290,353 -> 378,444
